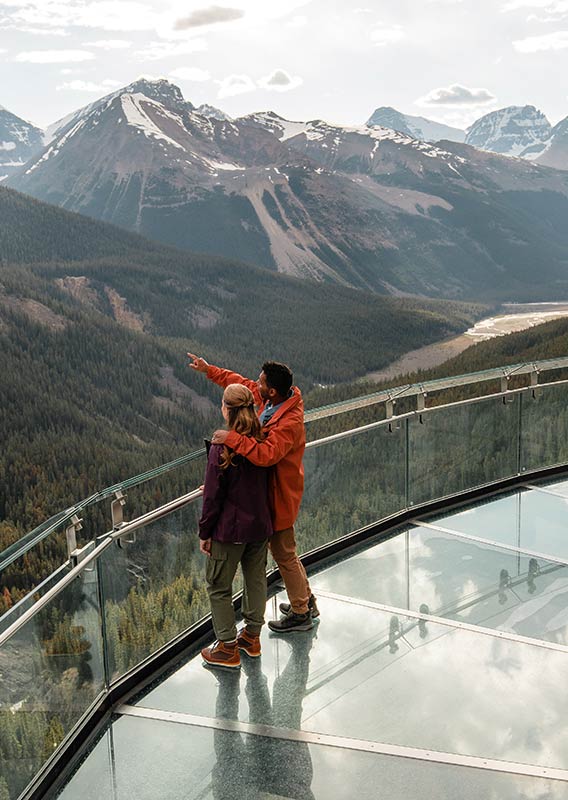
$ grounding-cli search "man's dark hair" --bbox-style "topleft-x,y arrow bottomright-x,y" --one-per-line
262,361 -> 293,397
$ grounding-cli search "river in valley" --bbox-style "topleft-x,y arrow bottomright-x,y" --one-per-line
364,302 -> 568,383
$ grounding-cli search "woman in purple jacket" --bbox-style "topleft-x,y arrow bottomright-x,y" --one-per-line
200,383 -> 273,670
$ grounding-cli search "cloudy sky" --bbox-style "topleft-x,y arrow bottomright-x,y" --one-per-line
0,0 -> 565,130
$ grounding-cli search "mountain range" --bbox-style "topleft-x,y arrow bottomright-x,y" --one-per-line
4,80 -> 568,301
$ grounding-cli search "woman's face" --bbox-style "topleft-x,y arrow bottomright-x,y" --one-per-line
221,400 -> 229,422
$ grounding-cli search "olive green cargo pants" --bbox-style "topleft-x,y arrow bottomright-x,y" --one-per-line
206,538 -> 268,642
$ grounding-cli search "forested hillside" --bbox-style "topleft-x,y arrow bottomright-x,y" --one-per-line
305,315 -> 568,413
0,185 -> 483,545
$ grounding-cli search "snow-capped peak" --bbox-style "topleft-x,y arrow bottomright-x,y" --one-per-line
366,106 -> 465,144
465,105 -> 551,157
45,78 -> 192,144
196,104 -> 232,121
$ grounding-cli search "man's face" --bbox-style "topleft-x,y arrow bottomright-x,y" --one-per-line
257,371 -> 272,401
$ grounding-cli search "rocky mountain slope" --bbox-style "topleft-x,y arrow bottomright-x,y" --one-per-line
531,116 -> 568,170
0,106 -> 43,181
8,80 -> 568,301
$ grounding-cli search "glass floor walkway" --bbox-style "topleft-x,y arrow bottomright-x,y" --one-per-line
55,478 -> 568,800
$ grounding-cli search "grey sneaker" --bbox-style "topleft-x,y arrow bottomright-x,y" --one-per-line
268,611 -> 313,633
279,594 -> 320,619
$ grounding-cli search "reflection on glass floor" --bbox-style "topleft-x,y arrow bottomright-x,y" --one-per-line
56,483 -> 568,799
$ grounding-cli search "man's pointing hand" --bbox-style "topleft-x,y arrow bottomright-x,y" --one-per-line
187,353 -> 209,373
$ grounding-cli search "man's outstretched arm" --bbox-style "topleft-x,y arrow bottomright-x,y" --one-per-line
187,352 -> 261,404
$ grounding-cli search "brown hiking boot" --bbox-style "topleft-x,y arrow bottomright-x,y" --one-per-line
279,594 -> 320,619
236,627 -> 261,658
201,640 -> 241,670
268,610 -> 313,633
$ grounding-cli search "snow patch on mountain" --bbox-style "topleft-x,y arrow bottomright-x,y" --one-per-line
120,93 -> 186,150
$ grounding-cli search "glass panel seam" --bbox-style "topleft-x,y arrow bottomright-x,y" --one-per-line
115,704 -> 568,782
314,589 -> 568,654
417,520 -> 568,567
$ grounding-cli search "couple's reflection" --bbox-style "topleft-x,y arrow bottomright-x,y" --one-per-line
211,631 -> 316,800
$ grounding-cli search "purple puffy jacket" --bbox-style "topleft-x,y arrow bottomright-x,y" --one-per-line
199,443 -> 273,543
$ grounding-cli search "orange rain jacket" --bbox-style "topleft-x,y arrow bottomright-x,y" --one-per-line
206,365 -> 305,531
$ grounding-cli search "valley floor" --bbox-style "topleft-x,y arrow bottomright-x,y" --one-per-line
364,302 -> 568,383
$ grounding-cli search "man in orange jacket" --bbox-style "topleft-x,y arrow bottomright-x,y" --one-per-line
188,353 -> 318,633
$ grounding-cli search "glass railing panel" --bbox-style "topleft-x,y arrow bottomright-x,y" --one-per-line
408,395 -> 519,507
97,453 -> 206,528
98,500 -> 208,683
1,449 -> 207,579
0,563 -> 105,800
0,563 -> 72,636
309,525 -> 568,645
520,382 -> 568,472
136,590 -> 568,770
297,423 -> 406,554
54,712 -> 568,800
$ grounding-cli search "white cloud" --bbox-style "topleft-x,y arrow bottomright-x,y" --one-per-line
174,5 -> 245,30
88,39 -> 131,49
418,83 -> 496,106
134,39 -> 207,61
169,66 -> 210,81
503,0 -> 564,9
370,25 -> 404,46
217,73 -> 256,98
15,49 -> 95,63
287,14 -> 307,26
56,79 -> 122,92
0,24 -> 69,36
3,1 -> 161,33
513,29 -> 568,50
258,68 -> 303,91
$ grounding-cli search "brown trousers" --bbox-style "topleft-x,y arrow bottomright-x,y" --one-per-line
269,526 -> 311,614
